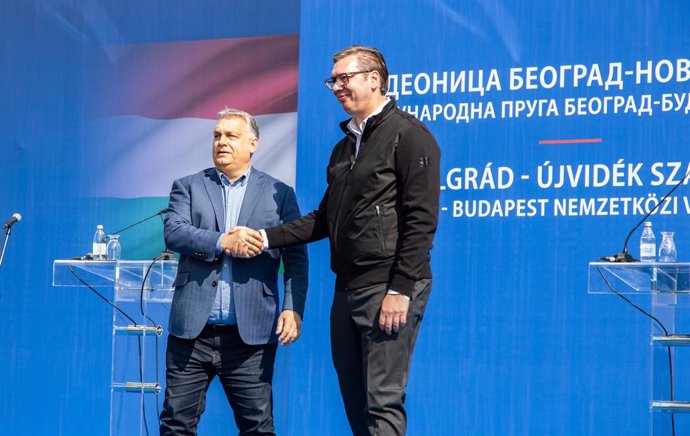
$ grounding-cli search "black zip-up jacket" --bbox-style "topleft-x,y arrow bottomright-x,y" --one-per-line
265,99 -> 440,297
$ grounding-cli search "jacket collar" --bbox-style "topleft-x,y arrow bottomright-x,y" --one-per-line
202,167 -> 265,230
339,98 -> 397,136
202,168 -> 225,230
237,169 -> 265,226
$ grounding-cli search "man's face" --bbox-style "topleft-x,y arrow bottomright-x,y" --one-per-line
330,54 -> 379,119
212,116 -> 257,178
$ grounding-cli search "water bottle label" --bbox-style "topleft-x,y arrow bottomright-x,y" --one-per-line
93,242 -> 106,256
640,243 -> 656,258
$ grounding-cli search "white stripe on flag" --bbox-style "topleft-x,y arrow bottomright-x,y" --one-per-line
85,113 -> 297,198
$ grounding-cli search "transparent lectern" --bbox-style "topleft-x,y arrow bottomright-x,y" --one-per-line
589,262 -> 690,435
53,260 -> 177,436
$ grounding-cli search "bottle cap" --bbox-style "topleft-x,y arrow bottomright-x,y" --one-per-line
645,221 -> 652,226
97,224 -> 104,229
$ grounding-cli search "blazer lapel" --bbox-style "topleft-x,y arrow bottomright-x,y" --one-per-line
237,170 -> 265,226
203,169 -> 225,231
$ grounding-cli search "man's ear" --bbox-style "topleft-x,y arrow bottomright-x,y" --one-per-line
369,70 -> 381,92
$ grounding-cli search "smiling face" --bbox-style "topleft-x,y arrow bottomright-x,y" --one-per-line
330,54 -> 385,123
212,116 -> 258,181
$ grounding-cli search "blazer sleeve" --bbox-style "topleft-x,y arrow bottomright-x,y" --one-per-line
164,177 -> 223,262
278,186 -> 309,317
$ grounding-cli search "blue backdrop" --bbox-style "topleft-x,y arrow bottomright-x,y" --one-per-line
2,1 -> 690,435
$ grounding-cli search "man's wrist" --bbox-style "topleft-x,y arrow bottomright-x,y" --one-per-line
215,234 -> 224,255
386,289 -> 410,300
259,229 -> 269,250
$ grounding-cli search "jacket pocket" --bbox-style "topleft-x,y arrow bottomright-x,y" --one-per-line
375,204 -> 387,257
173,271 -> 190,288
262,282 -> 276,296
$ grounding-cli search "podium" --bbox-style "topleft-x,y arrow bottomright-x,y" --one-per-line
589,262 -> 690,435
53,260 -> 177,436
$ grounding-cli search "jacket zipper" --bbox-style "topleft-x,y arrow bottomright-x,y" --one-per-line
332,156 -> 356,253
376,204 -> 387,256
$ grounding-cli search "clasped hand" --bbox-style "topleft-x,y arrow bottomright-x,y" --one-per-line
221,226 -> 264,258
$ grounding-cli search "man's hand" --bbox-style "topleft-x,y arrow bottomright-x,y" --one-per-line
222,226 -> 263,258
275,310 -> 302,345
378,294 -> 410,335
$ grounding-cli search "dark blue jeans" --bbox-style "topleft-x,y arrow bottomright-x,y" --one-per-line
159,324 -> 278,436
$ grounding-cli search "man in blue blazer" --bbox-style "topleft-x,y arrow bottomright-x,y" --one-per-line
159,108 -> 308,436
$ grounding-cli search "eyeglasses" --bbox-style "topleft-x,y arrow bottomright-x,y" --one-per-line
324,70 -> 372,89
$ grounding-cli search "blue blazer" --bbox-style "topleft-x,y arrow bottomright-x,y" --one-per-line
164,167 -> 308,344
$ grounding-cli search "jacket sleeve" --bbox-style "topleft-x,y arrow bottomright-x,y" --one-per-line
164,177 -> 223,262
264,186 -> 330,249
278,186 -> 309,317
389,124 -> 441,296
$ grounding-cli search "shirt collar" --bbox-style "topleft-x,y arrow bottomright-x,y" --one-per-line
347,97 -> 391,137
217,166 -> 251,187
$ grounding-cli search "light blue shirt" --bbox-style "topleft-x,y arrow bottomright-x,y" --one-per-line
207,167 -> 251,325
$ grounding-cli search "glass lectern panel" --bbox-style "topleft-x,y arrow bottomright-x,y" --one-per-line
588,262 -> 690,436
53,260 -> 176,436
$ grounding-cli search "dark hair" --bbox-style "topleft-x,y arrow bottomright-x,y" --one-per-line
332,45 -> 389,95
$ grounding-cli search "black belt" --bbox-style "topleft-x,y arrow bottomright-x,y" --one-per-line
202,323 -> 238,333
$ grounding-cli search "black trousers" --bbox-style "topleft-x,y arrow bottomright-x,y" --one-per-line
159,324 -> 278,436
330,279 -> 432,436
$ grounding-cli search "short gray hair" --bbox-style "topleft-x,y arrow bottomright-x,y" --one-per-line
217,108 -> 260,139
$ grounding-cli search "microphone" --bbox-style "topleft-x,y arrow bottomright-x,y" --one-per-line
73,209 -> 169,260
1,212 -> 21,268
112,208 -> 167,235
3,213 -> 21,229
107,208 -> 172,261
603,167 -> 690,262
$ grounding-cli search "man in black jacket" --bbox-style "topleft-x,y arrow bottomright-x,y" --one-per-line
262,45 -> 440,436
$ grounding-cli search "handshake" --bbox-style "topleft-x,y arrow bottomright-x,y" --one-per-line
221,226 -> 264,258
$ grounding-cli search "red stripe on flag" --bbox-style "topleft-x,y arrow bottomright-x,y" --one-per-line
97,34 -> 299,119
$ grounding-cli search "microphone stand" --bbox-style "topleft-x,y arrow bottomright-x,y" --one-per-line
112,209 -> 175,260
112,209 -> 167,235
0,226 -> 13,269
605,166 -> 690,262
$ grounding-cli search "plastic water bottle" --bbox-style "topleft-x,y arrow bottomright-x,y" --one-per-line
92,225 -> 107,260
640,221 -> 656,262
